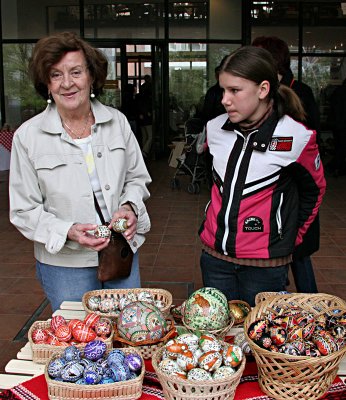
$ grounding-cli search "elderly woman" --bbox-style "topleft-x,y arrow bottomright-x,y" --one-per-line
9,32 -> 151,311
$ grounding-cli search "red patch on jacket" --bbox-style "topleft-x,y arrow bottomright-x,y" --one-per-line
269,137 -> 293,151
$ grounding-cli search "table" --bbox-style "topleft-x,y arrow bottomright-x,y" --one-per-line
0,301 -> 345,398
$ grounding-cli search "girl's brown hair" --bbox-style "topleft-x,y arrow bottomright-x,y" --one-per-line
220,46 -> 306,122
29,31 -> 108,100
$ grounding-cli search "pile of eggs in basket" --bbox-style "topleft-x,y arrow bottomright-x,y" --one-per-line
247,307 -> 346,356
31,314 -> 112,346
87,290 -> 166,315
157,332 -> 243,380
47,341 -> 142,384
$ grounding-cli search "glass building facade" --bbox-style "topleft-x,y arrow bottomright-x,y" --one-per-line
0,0 -> 345,156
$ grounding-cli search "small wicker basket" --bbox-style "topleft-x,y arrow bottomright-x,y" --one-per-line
152,345 -> 246,400
45,347 -> 144,400
244,292 -> 346,400
182,315 -> 235,339
28,320 -> 113,364
82,288 -> 173,318
113,317 -> 177,359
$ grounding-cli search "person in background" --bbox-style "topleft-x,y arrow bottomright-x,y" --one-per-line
327,78 -> 346,176
9,32 -> 151,312
136,74 -> 153,158
121,83 -> 139,143
252,36 -> 321,293
199,46 -> 326,306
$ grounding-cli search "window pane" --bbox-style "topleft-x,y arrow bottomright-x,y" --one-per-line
1,0 -> 80,39
98,48 -> 121,108
84,0 -> 164,39
3,44 -> 45,128
168,0 -> 242,40
302,3 -> 346,53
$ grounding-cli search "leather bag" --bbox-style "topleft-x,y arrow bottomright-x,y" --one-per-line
93,194 -> 133,282
97,231 -> 133,282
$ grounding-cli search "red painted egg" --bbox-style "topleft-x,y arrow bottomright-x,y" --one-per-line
55,324 -> 72,342
31,328 -> 49,343
72,324 -> 97,343
68,319 -> 84,331
269,325 -> 287,346
84,313 -> 100,328
50,315 -> 66,332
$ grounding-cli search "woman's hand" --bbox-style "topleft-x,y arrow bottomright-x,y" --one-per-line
109,205 -> 138,240
67,223 -> 110,251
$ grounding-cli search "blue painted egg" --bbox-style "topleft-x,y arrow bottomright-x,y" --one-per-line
84,339 -> 107,361
84,369 -> 101,384
61,361 -> 84,382
48,357 -> 66,378
107,349 -> 126,366
63,345 -> 81,362
99,376 -> 116,384
124,353 -> 142,372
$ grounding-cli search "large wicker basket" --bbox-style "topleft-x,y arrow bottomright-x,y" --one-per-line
28,320 -> 113,364
244,293 -> 346,400
82,288 -> 173,318
45,347 -> 144,400
113,317 -> 177,359
152,345 -> 246,400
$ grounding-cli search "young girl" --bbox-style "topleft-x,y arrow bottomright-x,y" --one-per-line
199,46 -> 326,306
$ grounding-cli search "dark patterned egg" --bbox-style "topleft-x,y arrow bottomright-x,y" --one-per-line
84,340 -> 107,361
248,319 -> 268,340
287,325 -> 303,341
290,339 -> 306,355
124,353 -> 142,372
312,332 -> 338,355
255,332 -> 272,349
279,343 -> 300,356
302,322 -> 315,340
269,325 -> 287,346
331,324 -> 346,339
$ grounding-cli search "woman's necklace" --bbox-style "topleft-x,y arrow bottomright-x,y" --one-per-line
62,111 -> 91,139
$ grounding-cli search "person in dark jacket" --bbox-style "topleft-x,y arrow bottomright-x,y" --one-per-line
252,36 -> 321,293
328,78 -> 346,176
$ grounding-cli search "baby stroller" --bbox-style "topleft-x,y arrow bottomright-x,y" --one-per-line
171,118 -> 207,194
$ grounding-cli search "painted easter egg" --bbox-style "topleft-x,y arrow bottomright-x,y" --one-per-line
68,319 -> 84,331
137,290 -> 155,303
183,287 -> 229,330
61,361 -> 84,382
84,369 -> 101,384
63,345 -> 81,362
124,353 -> 142,372
165,338 -> 188,358
47,357 -> 66,378
84,313 -> 100,328
176,333 -> 200,352
50,315 -> 66,332
32,328 -> 49,343
94,318 -> 112,337
234,332 -> 252,354
223,344 -> 243,368
72,324 -> 97,343
212,365 -> 236,379
107,349 -> 126,366
187,367 -> 212,381
117,301 -> 167,343
99,295 -> 117,313
87,295 -> 101,311
248,319 -> 268,341
55,324 -> 72,342
94,225 -> 111,239
158,359 -> 184,376
198,350 -> 223,372
84,340 -> 107,361
199,333 -> 222,353
176,350 -> 198,372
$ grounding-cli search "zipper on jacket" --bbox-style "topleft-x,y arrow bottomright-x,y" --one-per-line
276,193 -> 284,239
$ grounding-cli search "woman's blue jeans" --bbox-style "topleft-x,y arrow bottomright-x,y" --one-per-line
36,252 -> 140,312
200,251 -> 288,306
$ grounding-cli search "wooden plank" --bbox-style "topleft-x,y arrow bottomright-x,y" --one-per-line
59,301 -> 84,311
5,360 -> 44,375
0,373 -> 33,390
17,342 -> 33,360
52,309 -> 86,320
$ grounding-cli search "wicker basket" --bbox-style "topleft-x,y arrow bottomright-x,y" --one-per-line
255,291 -> 287,305
82,288 -> 173,318
28,320 -> 113,364
244,293 -> 346,400
152,345 -> 246,400
182,315 -> 235,339
113,317 -> 177,359
45,347 -> 144,400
